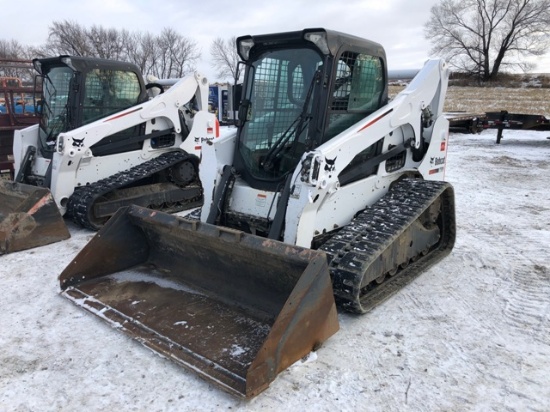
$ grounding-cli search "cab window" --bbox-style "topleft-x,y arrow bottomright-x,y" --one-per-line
325,52 -> 384,142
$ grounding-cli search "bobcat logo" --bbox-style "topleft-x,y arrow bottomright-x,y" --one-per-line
72,137 -> 85,148
324,156 -> 337,172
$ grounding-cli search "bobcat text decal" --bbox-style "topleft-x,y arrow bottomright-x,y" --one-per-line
430,156 -> 445,166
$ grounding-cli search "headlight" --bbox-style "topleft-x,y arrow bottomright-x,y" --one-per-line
237,37 -> 255,61
304,31 -> 330,55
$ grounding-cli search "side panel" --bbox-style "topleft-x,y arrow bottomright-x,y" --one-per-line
200,128 -> 238,220
13,126 -> 36,172
290,175 -> 391,247
417,115 -> 449,181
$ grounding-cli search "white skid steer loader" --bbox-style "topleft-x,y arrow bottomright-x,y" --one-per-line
58,29 -> 456,398
1,55 -> 219,254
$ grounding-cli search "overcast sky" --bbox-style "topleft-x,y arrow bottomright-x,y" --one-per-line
2,0 -> 548,81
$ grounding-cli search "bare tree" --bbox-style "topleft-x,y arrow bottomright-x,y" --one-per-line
37,21 -> 199,79
210,37 -> 242,82
41,21 -> 129,60
127,32 -> 158,75
153,28 -> 199,78
0,39 -> 34,80
425,0 -> 550,80
44,20 -> 94,57
0,39 -> 27,59
88,26 -> 127,60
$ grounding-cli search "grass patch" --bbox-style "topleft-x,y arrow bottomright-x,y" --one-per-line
389,83 -> 550,115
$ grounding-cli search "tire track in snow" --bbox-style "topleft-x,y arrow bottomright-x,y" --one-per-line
502,265 -> 550,346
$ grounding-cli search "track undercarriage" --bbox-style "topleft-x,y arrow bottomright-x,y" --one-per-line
67,151 -> 203,230
320,178 -> 456,313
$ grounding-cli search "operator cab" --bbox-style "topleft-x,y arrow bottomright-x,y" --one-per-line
33,55 -> 147,157
235,28 -> 388,191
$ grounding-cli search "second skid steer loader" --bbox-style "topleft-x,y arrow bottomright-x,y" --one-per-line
58,28 -> 456,398
1,55 -> 219,254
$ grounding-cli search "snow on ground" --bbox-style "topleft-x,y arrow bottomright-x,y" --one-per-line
1,129 -> 549,411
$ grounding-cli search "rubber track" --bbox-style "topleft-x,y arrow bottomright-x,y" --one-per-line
68,151 -> 201,230
319,178 -> 455,314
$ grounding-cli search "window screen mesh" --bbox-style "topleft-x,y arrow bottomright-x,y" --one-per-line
83,69 -> 141,124
242,58 -> 303,151
238,48 -> 322,180
42,66 -> 72,138
325,52 -> 384,142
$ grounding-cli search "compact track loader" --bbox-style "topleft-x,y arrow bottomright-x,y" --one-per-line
59,29 -> 456,398
2,56 -> 218,254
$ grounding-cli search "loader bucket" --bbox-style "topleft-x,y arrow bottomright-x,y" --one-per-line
59,205 -> 339,398
0,181 -> 70,255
